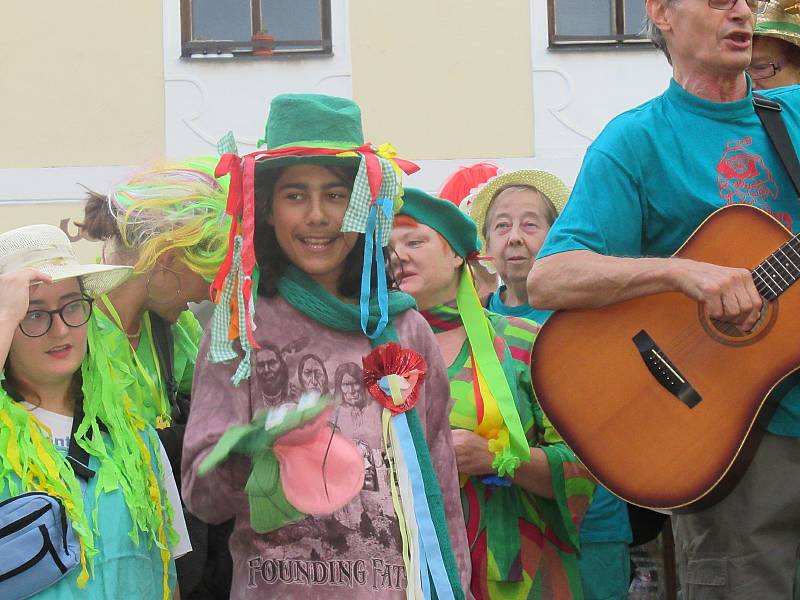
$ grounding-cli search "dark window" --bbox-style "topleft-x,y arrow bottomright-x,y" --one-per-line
181,0 -> 332,58
548,0 -> 650,49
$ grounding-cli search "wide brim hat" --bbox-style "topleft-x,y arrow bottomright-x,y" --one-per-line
254,94 -> 365,173
0,224 -> 132,297
463,169 -> 571,250
755,1 -> 800,48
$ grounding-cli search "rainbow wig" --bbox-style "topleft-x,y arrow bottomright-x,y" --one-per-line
107,156 -> 230,281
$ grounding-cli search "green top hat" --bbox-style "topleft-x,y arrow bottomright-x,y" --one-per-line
398,187 -> 480,258
255,94 -> 366,171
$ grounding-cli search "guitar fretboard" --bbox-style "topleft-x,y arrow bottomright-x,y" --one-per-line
752,233 -> 800,300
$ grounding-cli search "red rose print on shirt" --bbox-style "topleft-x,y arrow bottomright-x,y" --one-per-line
717,136 -> 779,209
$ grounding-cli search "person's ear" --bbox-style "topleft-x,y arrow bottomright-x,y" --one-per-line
647,0 -> 673,35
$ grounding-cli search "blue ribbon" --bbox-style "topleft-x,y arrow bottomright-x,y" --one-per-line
393,413 -> 455,600
360,198 -> 393,339
480,475 -> 513,487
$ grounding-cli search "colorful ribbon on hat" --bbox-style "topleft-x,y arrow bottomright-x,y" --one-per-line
210,145 -> 418,380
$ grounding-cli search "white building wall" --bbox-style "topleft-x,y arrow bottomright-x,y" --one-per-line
162,0 -> 672,192
0,0 -> 675,208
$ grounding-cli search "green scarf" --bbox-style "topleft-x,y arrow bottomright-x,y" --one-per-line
276,265 -> 416,343
276,265 -> 464,599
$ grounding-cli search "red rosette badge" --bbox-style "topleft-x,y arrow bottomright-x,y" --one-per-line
362,343 -> 427,414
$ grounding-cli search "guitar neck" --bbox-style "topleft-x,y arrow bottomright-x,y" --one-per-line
752,232 -> 800,300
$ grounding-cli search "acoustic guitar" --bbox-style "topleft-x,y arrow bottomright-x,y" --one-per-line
531,204 -> 800,511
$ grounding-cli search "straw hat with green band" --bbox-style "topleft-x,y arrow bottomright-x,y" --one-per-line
463,169 -> 571,251
756,0 -> 800,48
398,188 -> 531,477
209,94 -> 418,384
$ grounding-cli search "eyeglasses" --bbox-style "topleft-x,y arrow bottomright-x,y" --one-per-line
708,0 -> 771,15
747,61 -> 783,79
19,297 -> 94,338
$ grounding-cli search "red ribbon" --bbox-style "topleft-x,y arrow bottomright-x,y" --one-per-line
466,251 -> 495,262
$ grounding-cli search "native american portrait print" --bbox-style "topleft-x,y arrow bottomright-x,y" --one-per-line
248,322 -> 404,595
296,353 -> 330,396
717,136 -> 779,209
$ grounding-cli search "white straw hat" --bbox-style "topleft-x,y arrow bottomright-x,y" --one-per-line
0,224 -> 132,297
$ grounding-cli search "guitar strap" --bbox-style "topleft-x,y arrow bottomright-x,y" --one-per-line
753,94 -> 800,427
753,94 -> 800,198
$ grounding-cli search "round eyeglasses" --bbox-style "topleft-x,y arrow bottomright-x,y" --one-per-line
708,0 -> 772,14
19,298 -> 94,338
747,61 -> 783,80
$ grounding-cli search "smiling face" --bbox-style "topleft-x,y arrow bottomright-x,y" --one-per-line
389,219 -> 463,311
267,164 -> 359,296
654,0 -> 755,79
7,278 -> 87,392
750,35 -> 800,89
485,187 -> 555,290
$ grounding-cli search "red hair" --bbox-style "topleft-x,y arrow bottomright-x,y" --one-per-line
393,214 -> 451,252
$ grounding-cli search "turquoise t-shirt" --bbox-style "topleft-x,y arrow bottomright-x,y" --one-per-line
484,298 -> 633,545
539,79 -> 800,436
0,430 -> 176,600
486,286 -> 554,325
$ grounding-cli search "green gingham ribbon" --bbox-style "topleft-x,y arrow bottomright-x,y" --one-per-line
209,236 -> 253,384
216,130 -> 239,156
341,157 -> 402,246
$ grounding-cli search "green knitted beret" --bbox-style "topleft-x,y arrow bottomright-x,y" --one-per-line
398,187 -> 479,258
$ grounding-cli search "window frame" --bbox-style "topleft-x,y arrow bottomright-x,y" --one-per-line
547,0 -> 653,50
180,0 -> 333,59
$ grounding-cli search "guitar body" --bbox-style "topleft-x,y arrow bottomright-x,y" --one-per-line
531,204 -> 800,511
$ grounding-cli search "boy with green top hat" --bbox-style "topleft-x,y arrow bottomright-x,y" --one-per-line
182,94 -> 472,600
389,188 -> 595,600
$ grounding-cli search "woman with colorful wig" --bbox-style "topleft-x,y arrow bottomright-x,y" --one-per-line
0,224 -> 185,599
78,157 -> 230,597
79,157 -> 228,429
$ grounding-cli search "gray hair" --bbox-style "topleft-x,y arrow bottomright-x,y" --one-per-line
643,0 -> 679,65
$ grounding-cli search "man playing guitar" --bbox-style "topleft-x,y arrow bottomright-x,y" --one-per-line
528,0 -> 800,598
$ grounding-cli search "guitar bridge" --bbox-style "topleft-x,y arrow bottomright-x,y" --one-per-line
632,330 -> 702,408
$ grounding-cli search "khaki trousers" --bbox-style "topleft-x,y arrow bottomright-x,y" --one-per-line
672,433 -> 800,600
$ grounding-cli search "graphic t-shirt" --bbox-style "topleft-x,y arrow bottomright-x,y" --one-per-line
182,295 -> 471,600
538,80 -> 800,436
22,402 -> 192,558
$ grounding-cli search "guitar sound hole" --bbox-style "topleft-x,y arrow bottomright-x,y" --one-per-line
703,301 -> 776,345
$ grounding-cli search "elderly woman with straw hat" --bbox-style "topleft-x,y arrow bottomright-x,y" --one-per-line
750,0 -> 800,89
464,170 -> 634,600
462,169 -> 569,325
0,224 -> 187,599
